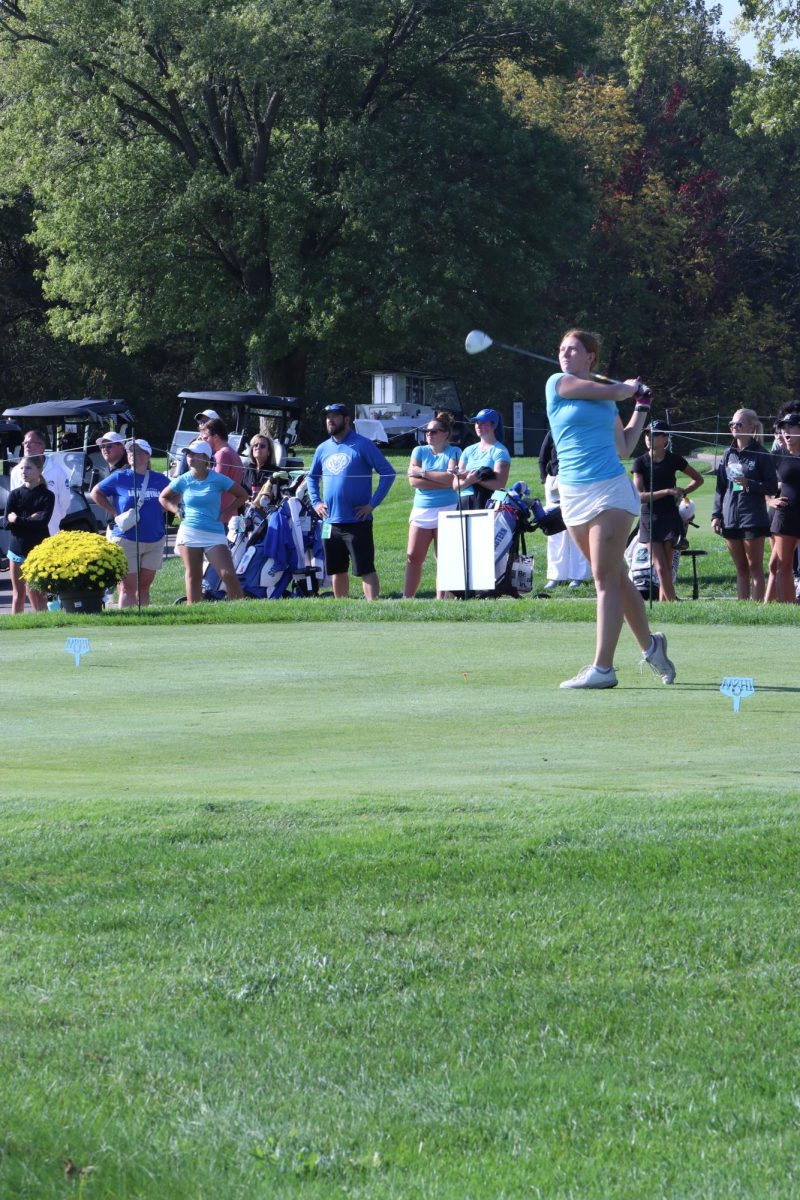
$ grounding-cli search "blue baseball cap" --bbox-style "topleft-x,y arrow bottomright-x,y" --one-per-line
469,408 -> 501,425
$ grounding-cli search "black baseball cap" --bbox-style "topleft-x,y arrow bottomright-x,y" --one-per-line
648,420 -> 669,435
324,403 -> 350,415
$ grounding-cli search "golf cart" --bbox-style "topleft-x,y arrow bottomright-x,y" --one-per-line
1,397 -> 135,533
355,369 -> 469,448
168,390 -> 304,477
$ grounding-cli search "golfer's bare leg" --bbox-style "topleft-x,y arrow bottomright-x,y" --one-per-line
332,572 -> 350,598
572,509 -> 651,668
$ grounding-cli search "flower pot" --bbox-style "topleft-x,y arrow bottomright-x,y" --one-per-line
58,590 -> 105,614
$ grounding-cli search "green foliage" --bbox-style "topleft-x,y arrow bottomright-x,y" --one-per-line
491,3 -> 800,418
734,50 -> 800,135
2,0 -> 800,424
0,0 -> 593,393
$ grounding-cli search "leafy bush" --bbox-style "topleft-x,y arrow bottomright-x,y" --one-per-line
21,531 -> 126,593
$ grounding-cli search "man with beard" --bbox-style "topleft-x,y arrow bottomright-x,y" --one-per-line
307,403 -> 396,599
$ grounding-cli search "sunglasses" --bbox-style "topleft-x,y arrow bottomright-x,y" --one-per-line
251,442 -> 270,449
424,428 -> 445,435
729,420 -> 746,429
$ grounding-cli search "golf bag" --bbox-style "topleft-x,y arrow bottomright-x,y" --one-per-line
241,488 -> 326,598
490,482 -> 537,596
624,539 -> 680,599
202,476 -> 326,599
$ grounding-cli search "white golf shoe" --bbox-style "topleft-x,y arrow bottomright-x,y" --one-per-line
560,665 -> 618,690
643,632 -> 676,684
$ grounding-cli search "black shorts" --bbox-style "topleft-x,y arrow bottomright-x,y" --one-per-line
639,508 -> 683,545
723,526 -> 770,541
323,521 -> 376,577
771,507 -> 800,538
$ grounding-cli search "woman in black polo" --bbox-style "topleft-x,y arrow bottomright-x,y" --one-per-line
766,411 -> 800,603
711,407 -> 778,601
632,421 -> 703,602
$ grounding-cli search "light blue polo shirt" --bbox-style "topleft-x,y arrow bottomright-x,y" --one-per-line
545,372 -> 624,485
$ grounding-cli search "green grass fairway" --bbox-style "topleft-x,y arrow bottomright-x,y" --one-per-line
3,622 -> 794,801
3,623 -> 800,1198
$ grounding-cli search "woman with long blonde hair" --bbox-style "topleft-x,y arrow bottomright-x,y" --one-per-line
711,407 -> 777,601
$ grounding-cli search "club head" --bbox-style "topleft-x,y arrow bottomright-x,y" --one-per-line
465,329 -> 493,355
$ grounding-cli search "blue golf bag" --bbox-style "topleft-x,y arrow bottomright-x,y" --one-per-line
202,477 -> 326,599
237,490 -> 325,598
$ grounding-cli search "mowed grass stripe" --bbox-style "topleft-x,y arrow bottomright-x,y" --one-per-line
3,622 -> 796,803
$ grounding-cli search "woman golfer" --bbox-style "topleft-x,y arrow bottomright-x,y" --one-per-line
546,329 -> 675,689
159,441 -> 248,603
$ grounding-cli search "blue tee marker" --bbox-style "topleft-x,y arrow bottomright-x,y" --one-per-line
720,676 -> 754,713
65,637 -> 91,667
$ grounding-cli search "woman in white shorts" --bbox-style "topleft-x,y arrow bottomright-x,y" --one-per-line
159,441 -> 248,603
403,411 -> 461,598
545,328 -> 676,690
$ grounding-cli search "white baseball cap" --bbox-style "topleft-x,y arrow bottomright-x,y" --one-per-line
195,409 -> 221,422
185,440 -> 213,458
125,438 -> 152,454
96,431 -> 126,446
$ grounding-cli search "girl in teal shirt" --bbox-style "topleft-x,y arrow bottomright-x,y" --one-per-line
403,411 -> 461,598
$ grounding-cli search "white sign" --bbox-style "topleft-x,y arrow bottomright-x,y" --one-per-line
437,510 -> 496,592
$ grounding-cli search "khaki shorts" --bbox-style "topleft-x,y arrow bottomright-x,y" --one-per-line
120,536 -> 166,574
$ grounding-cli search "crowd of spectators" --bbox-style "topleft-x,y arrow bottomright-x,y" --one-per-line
2,389 -> 799,620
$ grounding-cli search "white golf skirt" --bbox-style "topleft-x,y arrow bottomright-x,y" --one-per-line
175,525 -> 229,549
409,504 -> 457,530
559,473 -> 639,527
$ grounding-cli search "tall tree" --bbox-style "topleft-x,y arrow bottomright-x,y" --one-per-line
0,0 -> 592,396
497,0 -> 800,415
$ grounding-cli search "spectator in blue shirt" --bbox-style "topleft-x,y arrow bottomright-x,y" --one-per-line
307,403 -> 396,599
91,438 -> 171,608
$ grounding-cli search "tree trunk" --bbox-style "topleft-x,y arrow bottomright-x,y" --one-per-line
252,348 -> 308,397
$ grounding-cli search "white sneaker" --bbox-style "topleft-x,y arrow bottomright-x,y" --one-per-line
544,579 -> 558,591
560,665 -> 618,689
644,632 -> 676,684
568,580 -> 582,590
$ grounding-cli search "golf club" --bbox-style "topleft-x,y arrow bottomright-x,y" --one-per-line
464,329 -> 624,387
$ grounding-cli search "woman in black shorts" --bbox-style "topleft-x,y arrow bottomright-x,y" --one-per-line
632,421 -> 703,601
711,407 -> 778,600
766,411 -> 800,603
